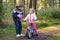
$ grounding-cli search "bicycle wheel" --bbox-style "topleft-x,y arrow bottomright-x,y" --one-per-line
27,30 -> 32,39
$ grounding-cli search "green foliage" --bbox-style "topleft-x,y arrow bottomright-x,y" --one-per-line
52,8 -> 60,19
0,29 -> 6,35
0,2 -> 4,27
37,8 -> 60,20
48,19 -> 60,25
0,1 -> 14,28
39,22 -> 49,27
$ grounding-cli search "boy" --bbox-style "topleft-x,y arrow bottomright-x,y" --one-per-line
12,4 -> 24,37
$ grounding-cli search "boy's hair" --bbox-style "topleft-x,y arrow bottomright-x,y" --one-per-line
19,4 -> 24,7
29,8 -> 35,13
16,4 -> 24,9
16,6 -> 19,9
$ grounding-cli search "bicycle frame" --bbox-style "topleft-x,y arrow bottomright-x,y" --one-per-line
28,26 -> 34,33
26,25 -> 35,39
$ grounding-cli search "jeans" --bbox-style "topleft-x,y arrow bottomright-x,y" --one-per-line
13,18 -> 22,35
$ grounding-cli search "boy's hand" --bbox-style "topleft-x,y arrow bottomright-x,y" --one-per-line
17,18 -> 21,22
17,14 -> 23,19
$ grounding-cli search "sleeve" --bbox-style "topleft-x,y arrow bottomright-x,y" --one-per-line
24,14 -> 29,21
21,12 -> 24,16
34,13 -> 37,20
21,11 -> 24,15
12,10 -> 17,18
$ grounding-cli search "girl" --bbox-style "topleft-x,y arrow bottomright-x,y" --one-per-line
24,8 -> 38,36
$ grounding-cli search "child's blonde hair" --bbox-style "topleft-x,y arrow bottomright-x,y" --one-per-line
29,8 -> 35,13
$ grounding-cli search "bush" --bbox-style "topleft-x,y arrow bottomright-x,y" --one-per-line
37,8 -> 60,20
39,22 -> 49,27
0,2 -> 4,28
52,8 -> 60,19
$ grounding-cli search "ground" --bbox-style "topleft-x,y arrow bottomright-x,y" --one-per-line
0,25 -> 60,40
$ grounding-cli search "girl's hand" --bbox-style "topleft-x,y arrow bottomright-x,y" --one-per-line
23,20 -> 26,22
33,19 -> 36,21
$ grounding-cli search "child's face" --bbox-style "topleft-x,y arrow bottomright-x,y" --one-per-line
29,10 -> 33,14
18,7 -> 24,11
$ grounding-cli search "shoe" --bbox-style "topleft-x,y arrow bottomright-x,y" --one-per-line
20,34 -> 25,36
36,34 -> 38,36
36,34 -> 39,38
16,34 -> 20,37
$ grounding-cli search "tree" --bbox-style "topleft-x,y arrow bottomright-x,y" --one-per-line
57,0 -> 60,8
41,0 -> 47,8
21,0 -> 25,4
59,0 -> 60,7
0,0 -> 2,17
0,0 -> 3,26
14,0 -> 16,7
47,0 -> 51,7
51,0 -> 54,7
29,0 -> 32,8
33,0 -> 37,10
29,0 -> 37,10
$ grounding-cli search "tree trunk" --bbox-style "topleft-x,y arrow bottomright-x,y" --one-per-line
57,0 -> 59,8
48,0 -> 51,7
51,0 -> 54,7
0,0 -> 2,13
29,0 -> 32,8
27,0 -> 28,7
14,0 -> 16,7
21,0 -> 25,14
59,0 -> 60,7
33,0 -> 37,10
0,0 -> 3,26
22,0 -> 25,4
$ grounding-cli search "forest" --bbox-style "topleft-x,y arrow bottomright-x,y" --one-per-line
0,0 -> 60,40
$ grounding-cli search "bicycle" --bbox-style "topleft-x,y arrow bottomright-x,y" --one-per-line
26,24 -> 35,39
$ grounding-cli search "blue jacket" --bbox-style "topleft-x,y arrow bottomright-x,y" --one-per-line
12,9 -> 24,20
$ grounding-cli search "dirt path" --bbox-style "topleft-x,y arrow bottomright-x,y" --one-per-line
14,29 -> 60,40
0,29 -> 60,40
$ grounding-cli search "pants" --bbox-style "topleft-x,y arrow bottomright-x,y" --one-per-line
28,23 -> 38,34
13,19 -> 22,35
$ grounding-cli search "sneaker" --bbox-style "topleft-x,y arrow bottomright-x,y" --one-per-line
20,34 -> 25,36
16,34 -> 20,37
